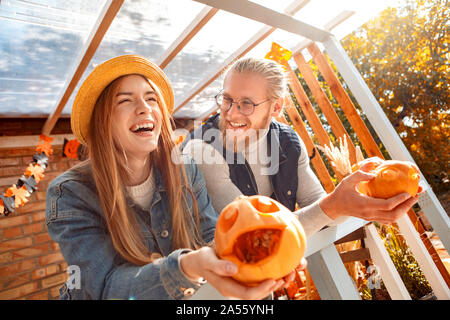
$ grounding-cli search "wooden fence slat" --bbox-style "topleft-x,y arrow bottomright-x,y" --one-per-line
274,114 -> 289,125
339,248 -> 371,264
286,64 -> 345,181
307,43 -> 383,158
293,52 -> 356,164
283,97 -> 335,193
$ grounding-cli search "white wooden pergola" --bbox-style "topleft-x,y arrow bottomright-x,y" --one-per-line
28,0 -> 450,299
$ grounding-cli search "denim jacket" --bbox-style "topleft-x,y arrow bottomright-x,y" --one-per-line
45,155 -> 218,300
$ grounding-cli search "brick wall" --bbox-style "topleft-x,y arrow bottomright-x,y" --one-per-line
0,143 -> 80,300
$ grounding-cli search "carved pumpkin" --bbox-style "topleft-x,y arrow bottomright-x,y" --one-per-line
214,195 -> 306,286
357,160 -> 420,199
63,139 -> 81,159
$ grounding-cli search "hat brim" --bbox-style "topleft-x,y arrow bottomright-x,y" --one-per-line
71,55 -> 174,145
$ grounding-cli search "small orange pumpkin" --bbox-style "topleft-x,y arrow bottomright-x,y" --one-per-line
214,195 -> 306,286
357,160 -> 420,199
64,139 -> 81,159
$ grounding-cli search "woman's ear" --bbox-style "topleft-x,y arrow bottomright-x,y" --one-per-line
270,96 -> 284,118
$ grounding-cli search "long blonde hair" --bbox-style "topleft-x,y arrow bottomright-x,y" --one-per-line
87,74 -> 203,265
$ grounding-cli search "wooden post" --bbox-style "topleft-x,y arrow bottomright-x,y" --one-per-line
286,65 -> 346,181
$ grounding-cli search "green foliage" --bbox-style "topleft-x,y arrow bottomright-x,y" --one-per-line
378,224 -> 433,299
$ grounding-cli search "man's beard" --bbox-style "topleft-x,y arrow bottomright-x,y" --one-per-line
218,114 -> 271,153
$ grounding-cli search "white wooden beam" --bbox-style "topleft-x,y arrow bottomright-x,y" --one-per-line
192,0 -> 331,42
305,217 -> 368,257
291,10 -> 355,56
323,35 -> 450,255
190,217 -> 369,300
306,244 -> 361,300
156,6 -> 219,69
364,224 -> 411,300
173,0 -> 313,116
41,0 -> 124,136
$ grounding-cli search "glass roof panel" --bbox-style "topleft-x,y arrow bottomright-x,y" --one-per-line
0,0 -> 205,117
0,0 -> 106,116
174,77 -> 222,119
0,0 -> 396,118
61,0 -> 205,116
174,0 -> 397,119
164,9 -> 266,116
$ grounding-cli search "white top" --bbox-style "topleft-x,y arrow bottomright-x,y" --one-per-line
183,131 -> 347,237
125,171 -> 155,211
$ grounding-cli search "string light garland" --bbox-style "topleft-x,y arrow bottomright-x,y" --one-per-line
0,135 -> 53,217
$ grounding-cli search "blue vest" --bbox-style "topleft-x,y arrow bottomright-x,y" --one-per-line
182,114 -> 302,211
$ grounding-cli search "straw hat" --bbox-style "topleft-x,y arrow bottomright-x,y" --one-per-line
71,54 -> 174,145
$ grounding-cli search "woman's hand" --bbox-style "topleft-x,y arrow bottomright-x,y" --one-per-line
278,257 -> 308,290
319,157 -> 419,224
179,246 -> 306,300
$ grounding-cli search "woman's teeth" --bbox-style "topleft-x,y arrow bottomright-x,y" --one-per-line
130,122 -> 154,132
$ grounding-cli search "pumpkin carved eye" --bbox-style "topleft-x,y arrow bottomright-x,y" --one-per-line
218,207 -> 238,233
249,196 -> 279,214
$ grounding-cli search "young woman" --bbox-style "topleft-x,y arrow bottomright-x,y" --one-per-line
46,55 -> 294,300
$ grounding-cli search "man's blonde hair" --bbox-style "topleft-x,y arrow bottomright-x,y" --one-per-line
225,57 -> 287,100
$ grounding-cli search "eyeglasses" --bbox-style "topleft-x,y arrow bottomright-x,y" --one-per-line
215,91 -> 271,116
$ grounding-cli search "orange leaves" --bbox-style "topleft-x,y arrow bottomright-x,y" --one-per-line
265,42 -> 292,70
36,134 -> 54,157
25,163 -> 45,183
1,134 -> 52,216
5,185 -> 30,208
174,134 -> 185,146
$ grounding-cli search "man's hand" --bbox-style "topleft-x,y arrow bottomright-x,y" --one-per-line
319,157 -> 420,224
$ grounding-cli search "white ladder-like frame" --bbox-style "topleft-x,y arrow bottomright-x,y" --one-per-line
192,218 -> 411,300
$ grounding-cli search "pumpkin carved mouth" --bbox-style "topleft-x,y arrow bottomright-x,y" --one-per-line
234,228 -> 282,264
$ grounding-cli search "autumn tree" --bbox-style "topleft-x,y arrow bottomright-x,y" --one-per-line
338,0 -> 449,195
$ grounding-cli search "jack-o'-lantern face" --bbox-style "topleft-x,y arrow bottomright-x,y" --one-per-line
357,160 -> 420,199
214,195 -> 306,286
